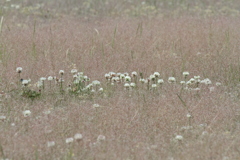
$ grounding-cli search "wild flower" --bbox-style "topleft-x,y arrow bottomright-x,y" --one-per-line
48,76 -> 53,81
130,83 -> 136,88
93,104 -> 100,108
124,72 -> 129,76
23,110 -> 31,117
16,67 -> 23,73
139,78 -> 145,83
183,71 -> 189,78
180,81 -> 185,85
131,71 -> 137,77
186,113 -> 192,118
112,77 -> 120,82
175,135 -> 183,140
71,69 -> 78,74
149,74 -> 155,81
98,88 -> 103,92
120,74 -> 125,80
97,135 -> 106,142
168,77 -> 176,83
22,80 -> 29,86
36,81 -> 43,88
65,137 -> 74,144
216,82 -> 221,86
124,83 -> 130,89
47,141 -> 55,147
105,73 -> 111,80
59,70 -> 64,75
153,72 -> 160,78
74,133 -> 83,141
92,80 -> 101,86
201,78 -> 212,85
125,76 -> 131,82
0,116 -> 6,121
40,77 -> 46,81
152,84 -> 157,88
157,79 -> 164,84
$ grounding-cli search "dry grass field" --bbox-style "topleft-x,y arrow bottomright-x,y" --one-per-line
1,0 -> 240,159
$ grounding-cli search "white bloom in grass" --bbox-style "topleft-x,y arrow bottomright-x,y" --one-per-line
125,76 -> 131,82
65,137 -> 74,144
183,71 -> 189,77
47,141 -> 55,147
83,76 -> 90,81
23,110 -> 31,117
124,72 -> 129,76
201,78 -> 212,85
186,113 -> 192,118
48,76 -> 53,81
0,116 -> 6,121
105,73 -> 111,80
168,77 -> 176,83
216,82 -> 221,86
131,71 -> 137,77
153,72 -> 160,78
36,81 -> 43,88
22,80 -> 29,86
112,77 -> 120,82
97,135 -> 106,142
111,82 -> 114,86
139,78 -> 145,83
16,67 -> 22,73
92,80 -> 101,86
194,76 -> 200,80
130,83 -> 136,87
189,78 -> 195,83
40,77 -> 46,81
98,88 -> 103,92
74,133 -> 83,141
193,88 -> 200,91
149,74 -> 155,81
93,104 -> 100,108
152,84 -> 157,88
120,74 -> 125,80
109,72 -> 116,77
59,70 -> 64,75
71,69 -> 78,74
175,135 -> 183,141
116,72 -> 121,77
77,72 -> 84,76
124,83 -> 130,88
157,79 -> 164,84
180,81 -> 185,85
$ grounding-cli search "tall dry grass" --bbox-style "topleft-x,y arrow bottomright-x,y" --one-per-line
0,1 -> 240,160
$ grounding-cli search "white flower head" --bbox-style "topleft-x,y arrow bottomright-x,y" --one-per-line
153,72 -> 160,78
93,104 -> 100,108
74,133 -> 83,141
168,77 -> 176,83
16,67 -> 23,73
125,76 -> 131,82
120,74 -> 125,80
22,80 -> 29,86
36,80 -> 43,88
48,76 -> 53,81
0,116 -> 6,121
175,135 -> 183,141
124,83 -> 130,88
97,135 -> 106,142
130,83 -> 136,87
98,88 -> 103,92
131,71 -> 137,77
216,82 -> 221,86
23,110 -> 31,117
40,77 -> 46,81
92,80 -> 101,86
59,70 -> 64,75
149,74 -> 155,81
65,137 -> 74,144
71,69 -> 78,74
105,73 -> 111,80
157,79 -> 164,84
152,84 -> 157,88
47,141 -> 55,147
186,113 -> 192,118
180,81 -> 185,85
183,71 -> 189,77
139,78 -> 145,83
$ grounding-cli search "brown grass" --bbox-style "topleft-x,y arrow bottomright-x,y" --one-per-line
0,1 -> 240,160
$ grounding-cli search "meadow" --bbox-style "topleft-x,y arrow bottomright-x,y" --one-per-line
0,0 -> 240,159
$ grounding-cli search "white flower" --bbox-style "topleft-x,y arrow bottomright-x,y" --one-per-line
216,82 -> 221,86
36,81 -> 43,88
124,83 -> 130,88
71,69 -> 78,74
183,71 -> 189,77
153,72 -> 160,78
97,135 -> 106,142
23,110 -> 31,117
149,74 -> 155,81
180,81 -> 185,85
175,135 -> 183,140
189,78 -> 195,83
65,137 -> 74,144
120,74 -> 125,80
201,78 -> 212,85
0,116 -> 6,121
157,79 -> 164,84
131,71 -> 137,77
186,113 -> 192,118
139,78 -> 145,83
92,80 -> 101,86
104,73 -> 111,79
16,67 -> 22,73
48,76 -> 53,81
168,77 -> 176,83
124,72 -> 129,76
22,80 -> 29,86
98,88 -> 103,92
125,76 -> 131,82
93,104 -> 100,108
74,133 -> 83,141
194,76 -> 200,80
47,141 -> 55,147
130,83 -> 136,87
59,70 -> 64,75
40,77 -> 46,81
152,84 -> 157,88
